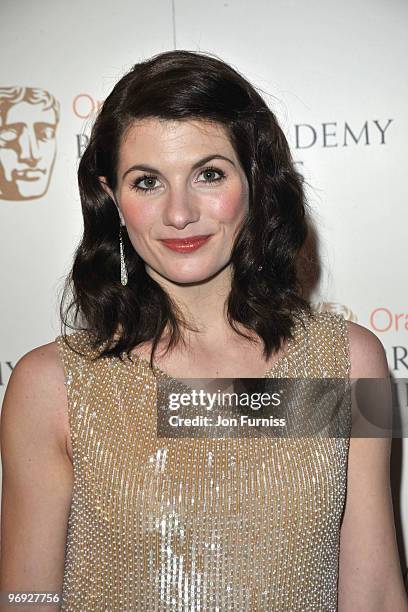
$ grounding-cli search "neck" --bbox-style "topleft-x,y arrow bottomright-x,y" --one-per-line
146,263 -> 251,347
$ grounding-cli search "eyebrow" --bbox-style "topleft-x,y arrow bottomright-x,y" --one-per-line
122,154 -> 235,180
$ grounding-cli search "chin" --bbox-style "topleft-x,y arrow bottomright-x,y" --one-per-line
167,271 -> 212,284
148,264 -> 222,284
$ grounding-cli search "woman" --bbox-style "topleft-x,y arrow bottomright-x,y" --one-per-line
0,50 -> 407,611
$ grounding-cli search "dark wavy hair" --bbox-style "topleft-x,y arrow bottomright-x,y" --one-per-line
59,49 -> 312,368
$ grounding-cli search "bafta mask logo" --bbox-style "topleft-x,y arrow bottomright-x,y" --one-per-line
0,86 -> 60,200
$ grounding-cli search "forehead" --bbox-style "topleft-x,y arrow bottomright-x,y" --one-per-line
119,118 -> 235,161
1,101 -> 56,126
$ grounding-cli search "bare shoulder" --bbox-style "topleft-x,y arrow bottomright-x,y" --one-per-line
1,340 -> 71,462
345,320 -> 389,378
338,321 -> 408,609
0,342 -> 74,597
12,340 -> 65,379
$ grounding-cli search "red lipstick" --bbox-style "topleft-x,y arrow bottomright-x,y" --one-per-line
159,235 -> 212,253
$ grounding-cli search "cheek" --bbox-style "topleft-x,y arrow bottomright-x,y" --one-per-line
120,195 -> 155,231
213,185 -> 248,223
42,142 -> 56,161
1,150 -> 17,167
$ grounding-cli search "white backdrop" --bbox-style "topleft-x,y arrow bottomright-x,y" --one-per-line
1,0 -> 407,586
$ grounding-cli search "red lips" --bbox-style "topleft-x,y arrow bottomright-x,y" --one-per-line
159,235 -> 212,252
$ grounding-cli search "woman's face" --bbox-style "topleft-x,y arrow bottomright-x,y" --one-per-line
112,117 -> 249,284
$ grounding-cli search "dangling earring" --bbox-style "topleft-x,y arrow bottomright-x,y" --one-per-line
119,225 -> 128,286
257,265 -> 263,272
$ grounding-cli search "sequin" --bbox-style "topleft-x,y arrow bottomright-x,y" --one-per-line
55,310 -> 351,611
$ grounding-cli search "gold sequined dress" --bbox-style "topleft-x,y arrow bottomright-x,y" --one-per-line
55,310 -> 352,611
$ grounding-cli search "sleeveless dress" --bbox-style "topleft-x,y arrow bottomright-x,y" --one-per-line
55,309 -> 352,611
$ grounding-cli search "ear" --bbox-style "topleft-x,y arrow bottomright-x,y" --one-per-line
99,176 -> 125,226
98,176 -> 115,201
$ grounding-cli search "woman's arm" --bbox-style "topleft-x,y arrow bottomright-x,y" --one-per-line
0,344 -> 73,611
338,321 -> 408,611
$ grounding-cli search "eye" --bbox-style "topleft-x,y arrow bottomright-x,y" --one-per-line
130,174 -> 160,194
0,128 -> 19,146
36,124 -> 56,141
197,166 -> 226,184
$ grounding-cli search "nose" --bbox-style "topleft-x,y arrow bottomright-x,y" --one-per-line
162,184 -> 200,230
18,126 -> 41,165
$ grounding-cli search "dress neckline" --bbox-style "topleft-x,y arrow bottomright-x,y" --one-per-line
124,313 -> 305,382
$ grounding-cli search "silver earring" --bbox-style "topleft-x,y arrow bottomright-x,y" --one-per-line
257,265 -> 263,272
119,226 -> 128,286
